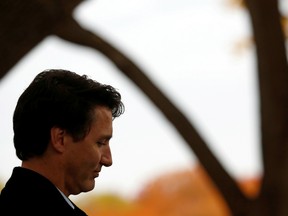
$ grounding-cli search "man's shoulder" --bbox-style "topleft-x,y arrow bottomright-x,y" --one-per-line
1,167 -> 59,196
0,167 -> 83,215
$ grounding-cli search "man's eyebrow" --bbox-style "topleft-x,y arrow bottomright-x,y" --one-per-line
100,135 -> 112,140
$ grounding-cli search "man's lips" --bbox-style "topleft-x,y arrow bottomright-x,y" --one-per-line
93,171 -> 100,178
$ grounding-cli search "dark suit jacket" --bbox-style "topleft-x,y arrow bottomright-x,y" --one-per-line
0,167 -> 87,216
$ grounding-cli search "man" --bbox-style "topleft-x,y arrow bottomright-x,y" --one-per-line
0,69 -> 125,215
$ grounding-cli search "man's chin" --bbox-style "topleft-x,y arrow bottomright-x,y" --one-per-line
85,180 -> 96,192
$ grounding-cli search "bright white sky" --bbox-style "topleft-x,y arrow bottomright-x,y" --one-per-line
0,0 -> 263,200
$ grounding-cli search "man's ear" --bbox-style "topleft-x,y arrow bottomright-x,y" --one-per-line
50,127 -> 66,153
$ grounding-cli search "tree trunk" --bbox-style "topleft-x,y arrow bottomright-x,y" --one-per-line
244,0 -> 288,215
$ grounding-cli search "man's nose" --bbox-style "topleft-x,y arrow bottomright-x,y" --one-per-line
101,146 -> 113,167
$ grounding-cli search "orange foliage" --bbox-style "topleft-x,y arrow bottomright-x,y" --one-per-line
76,165 -> 260,216
77,193 -> 158,216
136,166 -> 230,216
237,176 -> 261,198
136,165 -> 260,216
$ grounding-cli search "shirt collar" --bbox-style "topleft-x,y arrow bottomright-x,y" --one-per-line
56,187 -> 75,209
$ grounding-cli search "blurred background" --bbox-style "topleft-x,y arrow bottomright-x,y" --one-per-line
0,0 -> 267,215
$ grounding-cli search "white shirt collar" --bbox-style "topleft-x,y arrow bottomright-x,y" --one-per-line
56,187 -> 75,209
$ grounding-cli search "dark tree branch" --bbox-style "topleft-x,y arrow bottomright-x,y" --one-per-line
0,0 -> 84,80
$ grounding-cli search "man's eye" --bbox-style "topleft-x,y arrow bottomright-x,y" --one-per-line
97,141 -> 105,146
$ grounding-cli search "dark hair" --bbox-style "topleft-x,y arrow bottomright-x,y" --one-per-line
13,69 -> 124,160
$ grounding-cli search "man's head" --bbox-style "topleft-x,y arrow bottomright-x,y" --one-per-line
13,69 -> 124,161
